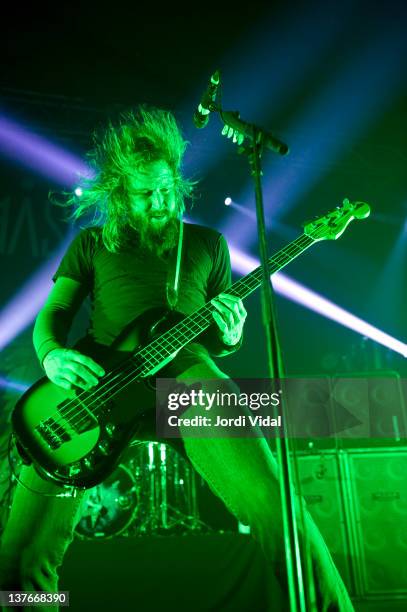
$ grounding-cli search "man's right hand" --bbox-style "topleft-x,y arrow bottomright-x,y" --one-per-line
43,348 -> 106,391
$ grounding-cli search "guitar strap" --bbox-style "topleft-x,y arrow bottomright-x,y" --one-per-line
166,217 -> 184,311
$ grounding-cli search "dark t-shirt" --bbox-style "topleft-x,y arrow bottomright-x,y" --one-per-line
53,222 -> 233,349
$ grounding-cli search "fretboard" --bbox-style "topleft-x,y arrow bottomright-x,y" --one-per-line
77,232 -> 316,415
137,233 -> 315,374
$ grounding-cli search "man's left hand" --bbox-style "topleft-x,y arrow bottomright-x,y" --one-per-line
211,293 -> 247,346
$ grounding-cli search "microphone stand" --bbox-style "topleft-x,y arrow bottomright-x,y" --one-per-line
215,107 -> 315,611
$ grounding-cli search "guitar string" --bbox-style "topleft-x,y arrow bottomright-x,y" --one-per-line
43,231 -> 319,436
52,310 -> 214,436
54,306 -> 217,428
47,232 -> 316,437
62,233 -> 313,427
46,231 -> 316,436
62,307 -> 228,433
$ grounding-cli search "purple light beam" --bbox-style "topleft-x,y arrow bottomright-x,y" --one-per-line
0,376 -> 30,393
181,1 -> 354,177
0,235 -> 73,351
0,115 -> 94,186
229,245 -> 407,358
223,23 -> 407,247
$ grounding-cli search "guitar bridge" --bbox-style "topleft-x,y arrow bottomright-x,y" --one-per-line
36,418 -> 72,450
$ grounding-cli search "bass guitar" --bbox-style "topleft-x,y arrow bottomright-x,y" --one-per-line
11,199 -> 370,489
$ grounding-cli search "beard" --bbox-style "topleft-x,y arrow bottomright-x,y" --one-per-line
126,212 -> 180,258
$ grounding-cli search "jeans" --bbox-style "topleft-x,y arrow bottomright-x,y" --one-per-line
0,345 -> 353,611
0,466 -> 86,611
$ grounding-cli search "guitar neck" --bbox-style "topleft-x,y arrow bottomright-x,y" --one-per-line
137,233 -> 315,370
50,200 -> 368,412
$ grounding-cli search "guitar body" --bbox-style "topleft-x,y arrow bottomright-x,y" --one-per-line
12,307 -> 184,490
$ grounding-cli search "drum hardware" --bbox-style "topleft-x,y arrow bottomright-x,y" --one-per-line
75,441 -> 208,539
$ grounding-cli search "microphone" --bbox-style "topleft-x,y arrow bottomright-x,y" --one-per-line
193,70 -> 220,129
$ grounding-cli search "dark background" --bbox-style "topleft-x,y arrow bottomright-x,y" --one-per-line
0,0 -> 406,392
0,5 -> 406,603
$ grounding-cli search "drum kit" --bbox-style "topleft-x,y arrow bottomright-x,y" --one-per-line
75,441 -> 208,540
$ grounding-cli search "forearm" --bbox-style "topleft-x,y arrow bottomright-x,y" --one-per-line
33,276 -> 88,367
33,306 -> 73,366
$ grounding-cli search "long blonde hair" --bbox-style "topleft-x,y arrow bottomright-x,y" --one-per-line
63,106 -> 196,252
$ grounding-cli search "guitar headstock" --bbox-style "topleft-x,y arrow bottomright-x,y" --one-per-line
303,198 -> 371,242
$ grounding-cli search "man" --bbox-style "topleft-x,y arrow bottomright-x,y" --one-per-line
0,107 -> 353,611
